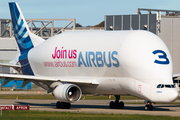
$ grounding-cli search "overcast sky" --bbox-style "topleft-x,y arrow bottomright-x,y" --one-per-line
1,0 -> 180,26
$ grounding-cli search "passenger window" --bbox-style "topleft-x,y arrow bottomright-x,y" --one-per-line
165,85 -> 171,88
161,84 -> 164,88
157,84 -> 161,88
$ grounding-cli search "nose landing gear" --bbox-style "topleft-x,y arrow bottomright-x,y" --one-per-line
109,95 -> 124,109
144,101 -> 153,111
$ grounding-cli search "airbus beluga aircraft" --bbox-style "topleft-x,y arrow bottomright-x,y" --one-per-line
0,2 -> 178,111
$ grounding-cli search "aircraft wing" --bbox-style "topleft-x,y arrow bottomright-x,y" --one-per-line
0,73 -> 99,87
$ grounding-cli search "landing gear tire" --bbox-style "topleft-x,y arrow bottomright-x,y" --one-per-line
109,101 -> 124,109
60,102 -> 65,109
109,95 -> 124,109
56,101 -> 61,108
64,102 -> 71,109
115,101 -> 120,109
56,101 -> 71,109
119,101 -> 124,109
110,101 -> 115,109
145,104 -> 153,111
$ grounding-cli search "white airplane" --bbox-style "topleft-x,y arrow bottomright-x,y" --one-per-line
0,2 -> 179,111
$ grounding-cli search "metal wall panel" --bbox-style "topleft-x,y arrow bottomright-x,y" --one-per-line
158,18 -> 172,54
123,15 -> 130,30
149,14 -> 156,34
172,18 -> 180,73
0,38 -> 18,74
0,38 -> 17,49
105,14 -> 156,34
0,66 -> 10,73
0,38 -> 18,63
105,16 -> 113,30
114,16 -> 121,30
140,15 -> 148,30
132,15 -> 139,30
158,17 -> 180,73
0,20 -> 6,37
0,51 -> 17,61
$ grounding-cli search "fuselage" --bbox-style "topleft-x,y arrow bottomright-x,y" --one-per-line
26,30 -> 178,103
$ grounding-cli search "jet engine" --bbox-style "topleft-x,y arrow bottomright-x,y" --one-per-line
52,84 -> 82,102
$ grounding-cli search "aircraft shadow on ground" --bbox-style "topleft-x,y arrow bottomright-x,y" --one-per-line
16,102 -> 54,107
16,101 -> 179,111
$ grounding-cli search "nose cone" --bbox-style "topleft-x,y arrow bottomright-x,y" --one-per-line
151,88 -> 179,103
157,88 -> 179,103
168,88 -> 179,103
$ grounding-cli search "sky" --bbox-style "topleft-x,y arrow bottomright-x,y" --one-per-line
1,0 -> 180,27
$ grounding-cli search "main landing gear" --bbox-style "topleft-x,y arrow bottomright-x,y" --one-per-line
109,95 -> 124,109
56,101 -> 71,109
144,101 -> 153,111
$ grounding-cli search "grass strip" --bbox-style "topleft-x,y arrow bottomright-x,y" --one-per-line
0,110 -> 180,120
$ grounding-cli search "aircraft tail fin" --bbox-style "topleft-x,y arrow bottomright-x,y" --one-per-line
9,2 -> 44,54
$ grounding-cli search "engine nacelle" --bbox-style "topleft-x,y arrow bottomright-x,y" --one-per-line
52,84 -> 82,103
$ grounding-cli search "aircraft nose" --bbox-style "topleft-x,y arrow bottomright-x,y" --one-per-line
168,89 -> 179,102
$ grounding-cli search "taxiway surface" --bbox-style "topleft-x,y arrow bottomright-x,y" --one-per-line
0,99 -> 180,117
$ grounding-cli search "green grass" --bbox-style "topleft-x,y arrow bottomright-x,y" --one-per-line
0,94 -> 142,100
0,110 -> 180,120
0,94 -> 56,100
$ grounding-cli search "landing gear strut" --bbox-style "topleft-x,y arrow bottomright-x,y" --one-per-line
56,101 -> 71,109
109,95 -> 124,109
144,101 -> 153,111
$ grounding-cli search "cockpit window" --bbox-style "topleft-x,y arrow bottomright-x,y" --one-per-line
157,84 -> 161,88
171,85 -> 175,88
165,85 -> 171,88
157,84 -> 175,88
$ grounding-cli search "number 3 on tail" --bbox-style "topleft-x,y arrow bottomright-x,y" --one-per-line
152,50 -> 169,65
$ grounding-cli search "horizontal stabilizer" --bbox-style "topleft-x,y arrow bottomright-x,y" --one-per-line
0,63 -> 21,68
0,63 -> 21,73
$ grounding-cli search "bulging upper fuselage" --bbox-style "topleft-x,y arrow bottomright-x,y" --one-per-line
26,30 -> 178,103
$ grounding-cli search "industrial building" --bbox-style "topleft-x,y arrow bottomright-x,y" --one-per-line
1,8 -> 180,90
